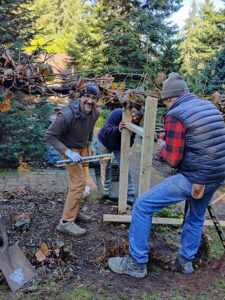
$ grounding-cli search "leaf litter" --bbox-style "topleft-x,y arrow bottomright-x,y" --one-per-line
0,187 -> 224,299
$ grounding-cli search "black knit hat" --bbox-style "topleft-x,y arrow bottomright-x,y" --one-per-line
80,82 -> 99,97
161,73 -> 189,100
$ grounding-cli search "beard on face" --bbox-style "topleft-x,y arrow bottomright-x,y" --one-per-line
83,103 -> 93,113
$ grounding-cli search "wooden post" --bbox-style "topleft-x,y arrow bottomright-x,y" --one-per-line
118,107 -> 132,214
138,97 -> 158,196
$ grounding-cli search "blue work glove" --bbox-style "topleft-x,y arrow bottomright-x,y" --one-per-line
65,149 -> 82,163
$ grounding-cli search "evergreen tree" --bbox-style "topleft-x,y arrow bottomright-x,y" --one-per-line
67,1 -> 107,73
178,0 -> 225,91
0,94 -> 53,167
27,0 -> 84,53
99,0 -> 183,81
28,0 -> 183,83
157,40 -> 181,75
199,46 -> 225,96
0,0 -> 36,52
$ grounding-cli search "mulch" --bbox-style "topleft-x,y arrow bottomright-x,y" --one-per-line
0,188 -> 225,299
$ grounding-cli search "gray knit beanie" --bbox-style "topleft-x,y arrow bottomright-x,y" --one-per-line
161,73 -> 189,100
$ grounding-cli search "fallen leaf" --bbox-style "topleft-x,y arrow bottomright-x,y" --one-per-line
13,212 -> 30,223
35,249 -> 46,262
211,91 -> 220,104
205,233 -> 214,242
155,72 -> 167,86
77,77 -> 86,92
17,160 -> 30,172
54,248 -> 60,257
40,242 -> 49,256
115,224 -> 126,229
0,99 -> 10,112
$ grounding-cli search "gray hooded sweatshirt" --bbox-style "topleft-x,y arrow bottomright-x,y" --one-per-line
45,99 -> 99,154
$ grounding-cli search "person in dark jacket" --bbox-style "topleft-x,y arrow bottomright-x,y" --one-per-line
45,82 -> 100,237
97,107 -> 143,204
108,73 -> 225,278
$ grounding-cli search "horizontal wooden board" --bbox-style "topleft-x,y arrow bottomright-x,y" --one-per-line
103,214 -> 225,227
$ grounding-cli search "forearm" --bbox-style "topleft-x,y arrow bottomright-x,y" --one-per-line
161,146 -> 183,168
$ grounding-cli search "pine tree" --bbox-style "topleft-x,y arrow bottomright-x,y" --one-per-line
199,46 -> 225,96
67,1 -> 107,73
91,0 -> 183,83
0,0 -> 37,52
157,40 -> 181,75
27,0 -> 84,53
178,0 -> 225,91
28,0 -> 183,81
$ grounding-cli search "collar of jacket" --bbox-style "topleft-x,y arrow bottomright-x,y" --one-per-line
163,93 -> 195,119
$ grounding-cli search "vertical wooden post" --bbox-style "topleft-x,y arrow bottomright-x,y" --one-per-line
118,107 -> 132,214
138,97 -> 158,196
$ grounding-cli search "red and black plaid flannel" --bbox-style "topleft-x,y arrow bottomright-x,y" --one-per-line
158,115 -> 185,168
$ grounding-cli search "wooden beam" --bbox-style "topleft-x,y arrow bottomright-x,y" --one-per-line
139,97 -> 158,196
118,107 -> 132,214
125,122 -> 144,137
211,193 -> 225,205
103,214 -> 225,226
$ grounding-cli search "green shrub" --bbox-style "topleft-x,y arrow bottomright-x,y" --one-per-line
0,94 -> 53,168
95,108 -> 111,128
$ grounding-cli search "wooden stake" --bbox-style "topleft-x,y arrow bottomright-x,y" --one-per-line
139,97 -> 158,196
118,107 -> 132,214
211,193 -> 225,205
126,122 -> 144,137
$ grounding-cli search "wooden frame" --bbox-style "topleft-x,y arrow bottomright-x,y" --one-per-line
103,214 -> 225,227
103,96 -> 158,219
103,96 -> 225,226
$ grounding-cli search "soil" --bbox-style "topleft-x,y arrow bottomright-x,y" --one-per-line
0,134 -> 225,299
0,188 -> 225,300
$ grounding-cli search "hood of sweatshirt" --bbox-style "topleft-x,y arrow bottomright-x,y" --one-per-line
68,98 -> 89,119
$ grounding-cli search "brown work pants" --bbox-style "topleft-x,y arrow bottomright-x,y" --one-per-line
62,147 -> 89,222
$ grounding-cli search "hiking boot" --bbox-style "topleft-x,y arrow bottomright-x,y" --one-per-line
127,195 -> 136,205
174,255 -> 194,274
76,211 -> 92,223
57,219 -> 86,236
108,254 -> 147,278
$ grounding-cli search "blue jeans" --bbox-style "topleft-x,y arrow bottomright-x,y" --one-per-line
97,139 -> 135,197
129,173 -> 224,263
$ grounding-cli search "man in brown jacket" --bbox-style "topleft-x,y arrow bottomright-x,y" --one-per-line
45,82 -> 100,236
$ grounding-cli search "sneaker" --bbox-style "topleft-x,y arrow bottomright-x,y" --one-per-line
57,219 -> 86,236
108,254 -> 147,278
127,195 -> 136,205
174,255 -> 194,274
76,211 -> 92,223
